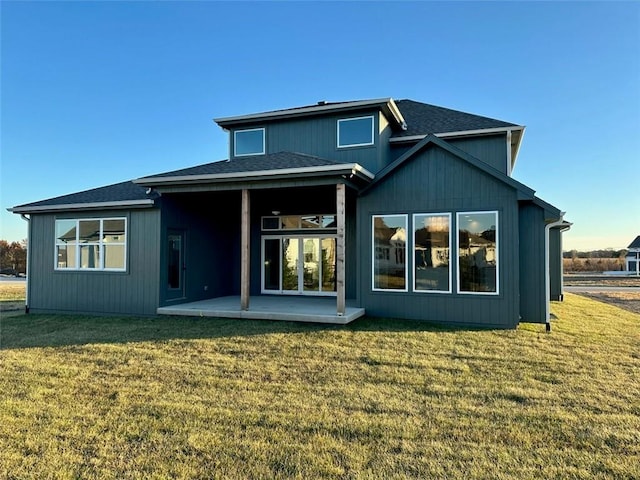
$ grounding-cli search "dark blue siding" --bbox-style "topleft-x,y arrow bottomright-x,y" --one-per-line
28,208 -> 160,315
518,202 -> 546,323
357,144 -> 521,328
229,112 -> 391,174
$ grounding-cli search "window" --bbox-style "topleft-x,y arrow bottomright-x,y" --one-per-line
457,211 -> 498,294
337,116 -> 374,148
413,213 -> 451,293
372,215 -> 407,291
262,214 -> 336,231
55,218 -> 127,271
234,128 -> 265,156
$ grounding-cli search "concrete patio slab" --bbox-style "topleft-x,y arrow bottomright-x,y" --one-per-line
157,295 -> 365,325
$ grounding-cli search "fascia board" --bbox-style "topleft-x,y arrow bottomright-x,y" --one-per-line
9,199 -> 155,214
134,163 -> 375,186
388,126 -> 525,143
215,98 -> 396,126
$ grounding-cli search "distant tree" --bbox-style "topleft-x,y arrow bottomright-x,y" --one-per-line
0,240 -> 27,274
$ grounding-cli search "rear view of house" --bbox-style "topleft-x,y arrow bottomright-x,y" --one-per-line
10,97 -> 568,328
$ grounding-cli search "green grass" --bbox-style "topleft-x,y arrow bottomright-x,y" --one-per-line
0,282 -> 25,302
1,293 -> 638,479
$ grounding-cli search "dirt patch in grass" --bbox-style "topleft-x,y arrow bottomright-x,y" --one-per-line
564,275 -> 640,287
575,291 -> 640,315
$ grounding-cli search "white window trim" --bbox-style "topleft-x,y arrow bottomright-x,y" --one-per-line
412,213 -> 452,294
337,115 -> 375,148
54,217 -> 127,272
234,127 -> 265,157
371,214 -> 409,292
456,211 -> 499,296
261,214 -> 337,231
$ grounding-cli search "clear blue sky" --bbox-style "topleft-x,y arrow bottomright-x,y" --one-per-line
1,1 -> 638,251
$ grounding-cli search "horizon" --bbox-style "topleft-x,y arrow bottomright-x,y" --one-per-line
1,2 -> 638,251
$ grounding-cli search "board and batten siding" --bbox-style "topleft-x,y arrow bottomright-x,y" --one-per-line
357,143 -> 521,328
28,208 -> 161,315
229,111 -> 392,174
390,134 -> 509,175
518,202 -> 546,323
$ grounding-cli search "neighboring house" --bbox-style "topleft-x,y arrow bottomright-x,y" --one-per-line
625,236 -> 640,275
10,98 -> 569,328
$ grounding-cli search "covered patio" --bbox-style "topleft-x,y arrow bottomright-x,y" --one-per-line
157,295 -> 366,324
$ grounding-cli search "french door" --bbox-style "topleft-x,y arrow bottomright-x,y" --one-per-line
262,235 -> 337,295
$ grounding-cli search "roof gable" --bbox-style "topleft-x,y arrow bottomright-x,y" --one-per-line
628,235 -> 640,249
362,134 -> 535,198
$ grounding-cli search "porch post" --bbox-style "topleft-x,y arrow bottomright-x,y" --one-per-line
336,183 -> 346,316
241,189 -> 250,310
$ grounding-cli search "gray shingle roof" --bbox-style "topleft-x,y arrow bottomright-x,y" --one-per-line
628,235 -> 640,249
11,181 -> 155,211
393,99 -> 518,137
140,152 -> 343,179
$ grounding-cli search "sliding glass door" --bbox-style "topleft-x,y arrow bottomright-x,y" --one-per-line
262,236 -> 336,295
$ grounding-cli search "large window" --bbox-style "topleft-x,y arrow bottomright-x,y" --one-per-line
372,215 -> 407,291
457,211 -> 498,294
55,218 -> 127,271
234,128 -> 265,156
337,116 -> 374,148
413,213 -> 451,293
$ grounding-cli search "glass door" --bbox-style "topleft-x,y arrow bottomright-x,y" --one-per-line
262,236 -> 336,295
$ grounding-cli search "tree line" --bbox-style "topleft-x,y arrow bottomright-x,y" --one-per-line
0,240 -> 27,275
563,249 -> 628,273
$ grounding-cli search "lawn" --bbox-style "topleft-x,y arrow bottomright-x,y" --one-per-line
1,294 -> 638,479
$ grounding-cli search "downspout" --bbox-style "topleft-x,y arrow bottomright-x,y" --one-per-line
20,214 -> 31,314
544,212 -> 565,332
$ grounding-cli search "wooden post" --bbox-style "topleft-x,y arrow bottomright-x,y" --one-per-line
241,189 -> 250,310
336,184 -> 346,316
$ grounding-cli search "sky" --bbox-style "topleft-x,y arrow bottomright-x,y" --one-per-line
1,1 -> 638,251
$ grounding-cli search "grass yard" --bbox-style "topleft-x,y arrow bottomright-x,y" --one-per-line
1,294 -> 638,479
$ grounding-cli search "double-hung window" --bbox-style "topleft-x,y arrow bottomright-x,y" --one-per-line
55,218 -> 127,271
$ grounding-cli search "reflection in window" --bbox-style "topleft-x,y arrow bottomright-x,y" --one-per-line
372,215 -> 407,291
457,211 -> 498,294
55,218 -> 126,271
414,214 -> 451,292
261,214 -> 336,231
338,116 -> 374,148
234,128 -> 265,156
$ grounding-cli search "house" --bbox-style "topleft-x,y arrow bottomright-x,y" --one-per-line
10,98 -> 569,329
625,236 -> 640,275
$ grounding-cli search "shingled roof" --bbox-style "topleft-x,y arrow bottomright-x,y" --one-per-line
10,181 -> 157,213
393,99 -> 518,138
628,235 -> 640,250
139,152 -> 344,179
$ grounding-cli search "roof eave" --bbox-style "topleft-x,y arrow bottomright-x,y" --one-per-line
215,98 -> 405,129
389,125 -> 525,144
134,163 -> 375,187
9,199 -> 156,214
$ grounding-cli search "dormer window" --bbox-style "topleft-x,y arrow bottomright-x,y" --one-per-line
337,116 -> 374,148
234,128 -> 265,156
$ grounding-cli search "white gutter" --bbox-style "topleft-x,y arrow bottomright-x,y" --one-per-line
544,213 -> 566,332
134,163 -> 375,186
388,125 -> 525,143
20,214 -> 30,313
9,199 -> 155,214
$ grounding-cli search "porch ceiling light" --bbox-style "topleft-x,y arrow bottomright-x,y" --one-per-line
272,210 -> 280,216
